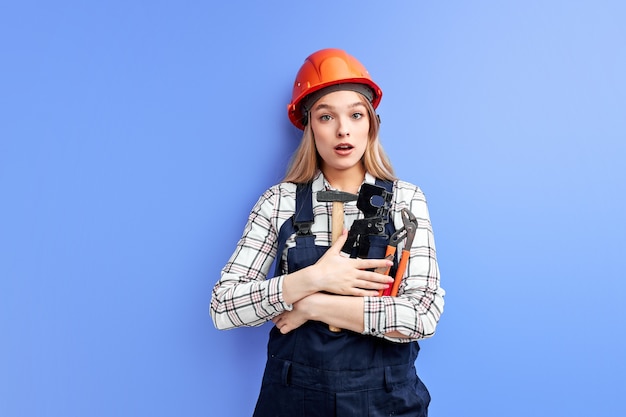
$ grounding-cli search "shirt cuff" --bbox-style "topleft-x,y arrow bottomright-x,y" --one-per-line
268,275 -> 293,312
362,296 -> 392,337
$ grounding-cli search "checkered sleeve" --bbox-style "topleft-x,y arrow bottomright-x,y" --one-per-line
363,181 -> 445,342
210,184 -> 295,329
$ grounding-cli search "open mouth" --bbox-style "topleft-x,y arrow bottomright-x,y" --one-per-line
335,144 -> 354,151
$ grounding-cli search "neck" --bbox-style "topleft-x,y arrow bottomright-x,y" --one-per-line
322,164 -> 366,194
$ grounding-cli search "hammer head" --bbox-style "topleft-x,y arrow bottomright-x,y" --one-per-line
316,190 -> 358,203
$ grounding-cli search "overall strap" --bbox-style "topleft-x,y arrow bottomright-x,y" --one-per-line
374,178 -> 393,194
293,182 -> 314,234
273,183 -> 313,277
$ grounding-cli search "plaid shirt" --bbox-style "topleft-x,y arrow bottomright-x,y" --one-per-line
211,172 -> 444,342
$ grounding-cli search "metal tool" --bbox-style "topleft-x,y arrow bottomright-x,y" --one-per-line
378,208 -> 417,297
341,183 -> 393,257
356,183 -> 393,219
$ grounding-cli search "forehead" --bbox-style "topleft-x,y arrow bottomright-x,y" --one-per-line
312,90 -> 366,109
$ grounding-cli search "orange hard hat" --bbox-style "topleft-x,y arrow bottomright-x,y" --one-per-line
287,48 -> 383,130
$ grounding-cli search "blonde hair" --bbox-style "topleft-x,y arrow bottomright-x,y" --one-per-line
283,95 -> 396,183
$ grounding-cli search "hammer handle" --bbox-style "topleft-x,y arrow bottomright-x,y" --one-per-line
328,201 -> 344,333
331,201 -> 344,244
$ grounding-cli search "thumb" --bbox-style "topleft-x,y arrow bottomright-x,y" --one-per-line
329,228 -> 349,254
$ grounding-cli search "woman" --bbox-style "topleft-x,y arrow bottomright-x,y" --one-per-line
211,48 -> 445,416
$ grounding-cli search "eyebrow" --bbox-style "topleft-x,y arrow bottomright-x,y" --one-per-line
313,102 -> 366,112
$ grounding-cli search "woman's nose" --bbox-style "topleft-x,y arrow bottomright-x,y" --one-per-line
337,119 -> 350,137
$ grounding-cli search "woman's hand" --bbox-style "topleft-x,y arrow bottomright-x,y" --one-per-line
272,294 -> 317,334
272,292 -> 368,334
312,230 -> 394,296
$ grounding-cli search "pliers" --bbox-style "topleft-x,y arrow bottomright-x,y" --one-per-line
378,208 -> 418,297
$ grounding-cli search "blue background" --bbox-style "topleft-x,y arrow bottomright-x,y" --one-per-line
2,1 -> 625,416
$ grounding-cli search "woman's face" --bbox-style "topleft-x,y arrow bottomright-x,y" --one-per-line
309,90 -> 370,177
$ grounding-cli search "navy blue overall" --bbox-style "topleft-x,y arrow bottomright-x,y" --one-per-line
253,180 -> 431,417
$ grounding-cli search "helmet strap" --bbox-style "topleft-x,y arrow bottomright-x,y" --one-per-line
300,83 -> 376,125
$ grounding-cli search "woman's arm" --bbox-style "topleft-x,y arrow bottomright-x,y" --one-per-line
210,186 -> 287,329
282,230 -> 394,304
211,186 -> 393,330
273,182 -> 445,342
362,182 -> 445,342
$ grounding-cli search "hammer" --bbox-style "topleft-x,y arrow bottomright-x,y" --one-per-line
316,190 -> 359,244
316,189 -> 359,332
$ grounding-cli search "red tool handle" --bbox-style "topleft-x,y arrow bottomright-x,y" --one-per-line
389,249 -> 410,297
377,248 -> 396,297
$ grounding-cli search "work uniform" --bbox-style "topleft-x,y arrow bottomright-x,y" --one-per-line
211,172 -> 444,417
254,177 -> 429,416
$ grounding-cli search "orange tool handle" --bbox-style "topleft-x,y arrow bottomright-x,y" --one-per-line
377,248 -> 396,297
390,249 -> 410,296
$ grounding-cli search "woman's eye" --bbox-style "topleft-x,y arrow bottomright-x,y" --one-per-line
352,112 -> 363,119
320,114 -> 332,121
